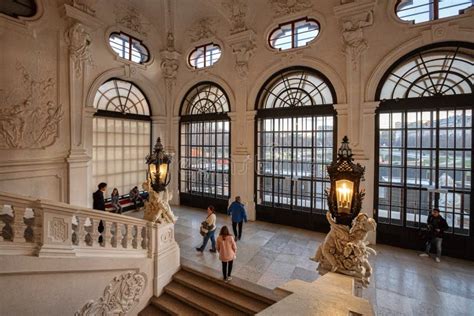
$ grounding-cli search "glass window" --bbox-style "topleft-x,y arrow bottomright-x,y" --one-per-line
189,43 -> 221,69
0,0 -> 36,18
269,18 -> 320,51
180,83 -> 230,201
92,80 -> 151,197
396,0 -> 473,24
376,44 -> 473,236
256,68 -> 336,214
109,32 -> 150,64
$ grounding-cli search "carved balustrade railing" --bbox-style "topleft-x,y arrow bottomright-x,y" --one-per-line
0,192 -> 152,258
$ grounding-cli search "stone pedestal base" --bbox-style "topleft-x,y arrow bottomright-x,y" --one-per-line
153,222 -> 180,296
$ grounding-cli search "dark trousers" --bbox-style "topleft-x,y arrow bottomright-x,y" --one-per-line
232,221 -> 243,240
222,260 -> 233,279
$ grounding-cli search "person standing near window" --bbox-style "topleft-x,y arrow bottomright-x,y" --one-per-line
419,208 -> 449,262
93,182 -> 107,211
216,225 -> 237,282
227,196 -> 248,241
111,188 -> 122,214
196,205 -> 217,253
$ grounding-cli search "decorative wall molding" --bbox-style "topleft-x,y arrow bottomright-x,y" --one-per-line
74,271 -> 147,315
222,0 -> 248,34
48,217 -> 68,243
65,23 -> 93,78
114,5 -> 150,37
160,32 -> 181,89
0,62 -> 63,149
71,0 -> 96,17
269,0 -> 312,17
226,29 -> 256,78
187,17 -> 219,43
341,10 -> 374,70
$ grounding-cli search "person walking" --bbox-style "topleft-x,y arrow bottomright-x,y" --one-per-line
216,225 -> 237,282
111,188 -> 122,214
196,205 -> 217,253
93,182 -> 107,211
227,196 -> 247,241
419,208 -> 449,262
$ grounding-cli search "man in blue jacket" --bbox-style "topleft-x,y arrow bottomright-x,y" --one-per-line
227,196 -> 248,241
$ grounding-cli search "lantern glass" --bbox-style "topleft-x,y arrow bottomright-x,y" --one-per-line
148,164 -> 157,183
335,179 -> 354,214
159,162 -> 168,183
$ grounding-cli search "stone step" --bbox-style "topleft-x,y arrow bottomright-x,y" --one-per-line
173,270 -> 268,314
165,281 -> 247,316
139,303 -> 169,316
180,258 -> 289,304
150,293 -> 205,316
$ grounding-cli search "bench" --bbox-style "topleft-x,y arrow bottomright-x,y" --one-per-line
105,191 -> 149,213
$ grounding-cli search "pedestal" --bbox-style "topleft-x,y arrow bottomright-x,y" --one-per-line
153,222 -> 180,296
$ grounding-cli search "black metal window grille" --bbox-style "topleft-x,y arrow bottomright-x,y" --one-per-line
179,83 -> 231,199
376,44 -> 473,236
396,0 -> 473,24
256,68 -> 337,213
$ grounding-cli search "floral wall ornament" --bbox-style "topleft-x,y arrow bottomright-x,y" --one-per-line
74,271 -> 147,316
187,17 -> 219,42
0,63 -> 63,149
269,0 -> 312,16
114,5 -> 150,37
222,0 -> 248,34
341,10 -> 374,70
65,23 -> 93,78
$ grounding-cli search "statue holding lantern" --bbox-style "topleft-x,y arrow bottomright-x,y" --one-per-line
312,136 -> 376,286
143,137 -> 177,224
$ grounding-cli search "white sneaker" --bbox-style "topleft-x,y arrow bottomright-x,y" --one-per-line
226,276 -> 232,281
435,257 -> 441,263
419,253 -> 429,257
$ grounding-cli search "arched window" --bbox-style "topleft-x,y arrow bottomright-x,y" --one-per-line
179,82 -> 231,211
396,0 -> 472,24
188,43 -> 221,69
0,0 -> 37,18
92,79 -> 151,197
269,18 -> 320,51
255,67 -> 337,231
109,32 -> 150,64
375,43 -> 473,256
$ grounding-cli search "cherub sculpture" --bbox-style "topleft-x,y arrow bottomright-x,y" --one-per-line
142,181 -> 177,225
313,212 -> 376,286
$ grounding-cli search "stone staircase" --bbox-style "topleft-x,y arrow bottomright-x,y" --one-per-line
140,259 -> 290,316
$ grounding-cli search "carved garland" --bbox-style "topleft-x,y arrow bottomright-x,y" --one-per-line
75,271 -> 147,316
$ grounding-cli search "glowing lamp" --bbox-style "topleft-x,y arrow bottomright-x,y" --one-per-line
326,136 -> 365,226
146,137 -> 172,192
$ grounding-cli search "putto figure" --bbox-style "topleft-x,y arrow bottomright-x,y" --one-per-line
142,180 -> 177,225
313,212 -> 376,286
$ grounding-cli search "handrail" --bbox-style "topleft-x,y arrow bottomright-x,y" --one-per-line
0,191 -> 152,258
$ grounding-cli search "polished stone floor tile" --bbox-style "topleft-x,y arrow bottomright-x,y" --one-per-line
128,205 -> 474,315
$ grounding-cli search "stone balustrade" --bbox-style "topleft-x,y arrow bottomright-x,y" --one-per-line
0,192 -> 151,258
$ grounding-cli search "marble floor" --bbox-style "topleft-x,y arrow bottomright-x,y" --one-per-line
130,205 -> 474,315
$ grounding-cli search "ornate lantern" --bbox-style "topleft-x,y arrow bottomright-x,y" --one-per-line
326,136 -> 365,226
146,137 -> 172,192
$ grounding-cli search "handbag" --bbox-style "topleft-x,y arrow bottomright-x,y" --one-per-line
200,221 -> 208,236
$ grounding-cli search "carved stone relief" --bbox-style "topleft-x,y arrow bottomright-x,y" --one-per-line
142,181 -> 177,225
222,0 -> 248,34
187,17 -> 219,42
65,23 -> 93,78
49,217 -> 68,243
71,0 -> 96,16
341,10 -> 373,70
115,5 -> 150,37
74,271 -> 147,316
0,62 -> 63,149
269,0 -> 312,17
230,39 -> 256,78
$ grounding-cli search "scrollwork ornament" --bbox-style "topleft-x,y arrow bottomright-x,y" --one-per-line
269,0 -> 312,17
74,272 -> 147,316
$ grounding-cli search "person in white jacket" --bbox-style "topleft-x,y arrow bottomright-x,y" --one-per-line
196,205 -> 217,253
